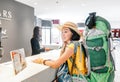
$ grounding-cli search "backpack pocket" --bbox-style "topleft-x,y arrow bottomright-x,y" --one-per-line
89,71 -> 110,82
86,37 -> 108,73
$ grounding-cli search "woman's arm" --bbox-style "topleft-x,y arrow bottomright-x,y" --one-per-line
33,46 -> 74,69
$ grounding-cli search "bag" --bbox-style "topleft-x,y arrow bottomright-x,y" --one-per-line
56,63 -> 87,82
72,74 -> 87,82
56,45 -> 88,82
84,12 -> 115,82
56,63 -> 72,82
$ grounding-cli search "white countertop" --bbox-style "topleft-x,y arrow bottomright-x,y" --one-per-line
0,49 -> 60,82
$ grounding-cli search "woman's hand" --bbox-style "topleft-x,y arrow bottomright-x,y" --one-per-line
45,48 -> 51,51
32,58 -> 44,64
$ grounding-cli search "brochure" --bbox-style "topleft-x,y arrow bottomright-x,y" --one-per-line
10,48 -> 27,75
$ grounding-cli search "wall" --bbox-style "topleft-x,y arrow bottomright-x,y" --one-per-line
0,0 -> 34,62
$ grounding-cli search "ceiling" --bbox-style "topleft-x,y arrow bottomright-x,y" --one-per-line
15,0 -> 120,23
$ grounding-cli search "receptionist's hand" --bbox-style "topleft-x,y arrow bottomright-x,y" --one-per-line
32,58 -> 44,64
45,48 -> 51,51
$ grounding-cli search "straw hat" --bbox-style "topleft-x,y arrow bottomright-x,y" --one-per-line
58,22 -> 81,36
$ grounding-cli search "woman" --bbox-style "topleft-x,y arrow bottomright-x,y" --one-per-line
33,22 -> 87,80
31,26 -> 50,55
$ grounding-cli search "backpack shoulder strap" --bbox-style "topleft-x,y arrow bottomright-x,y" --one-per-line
70,41 -> 91,76
107,36 -> 116,71
68,41 -> 79,66
82,41 -> 91,75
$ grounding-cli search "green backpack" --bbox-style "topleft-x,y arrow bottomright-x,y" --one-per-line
84,12 -> 115,82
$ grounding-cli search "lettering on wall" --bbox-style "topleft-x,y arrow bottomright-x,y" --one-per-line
0,9 -> 12,24
1,29 -> 8,39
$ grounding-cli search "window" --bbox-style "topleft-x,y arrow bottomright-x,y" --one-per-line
35,18 -> 61,45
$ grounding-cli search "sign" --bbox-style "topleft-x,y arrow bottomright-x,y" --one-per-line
112,29 -> 120,38
0,9 -> 12,24
0,10 -> 12,20
52,19 -> 60,24
10,48 -> 27,75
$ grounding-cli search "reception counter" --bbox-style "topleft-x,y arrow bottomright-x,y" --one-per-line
0,49 -> 60,82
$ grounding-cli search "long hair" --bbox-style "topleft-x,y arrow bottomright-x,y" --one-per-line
69,28 -> 80,41
33,26 -> 40,40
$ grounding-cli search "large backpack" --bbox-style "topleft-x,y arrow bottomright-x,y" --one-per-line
84,12 -> 115,82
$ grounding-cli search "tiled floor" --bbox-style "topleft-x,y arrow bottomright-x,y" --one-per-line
113,39 -> 120,82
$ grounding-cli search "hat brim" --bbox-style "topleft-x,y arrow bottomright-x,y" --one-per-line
57,25 -> 81,36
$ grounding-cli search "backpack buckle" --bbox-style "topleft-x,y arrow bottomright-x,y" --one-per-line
94,47 -> 102,51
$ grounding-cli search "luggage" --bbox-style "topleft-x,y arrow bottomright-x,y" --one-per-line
84,12 -> 115,82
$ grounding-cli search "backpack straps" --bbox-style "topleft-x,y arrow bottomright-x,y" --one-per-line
70,41 -> 91,76
70,41 -> 79,75
82,39 -> 91,75
69,41 -> 83,65
70,42 -> 88,82
107,36 -> 116,71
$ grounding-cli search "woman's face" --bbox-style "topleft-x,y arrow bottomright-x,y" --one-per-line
61,27 -> 72,43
